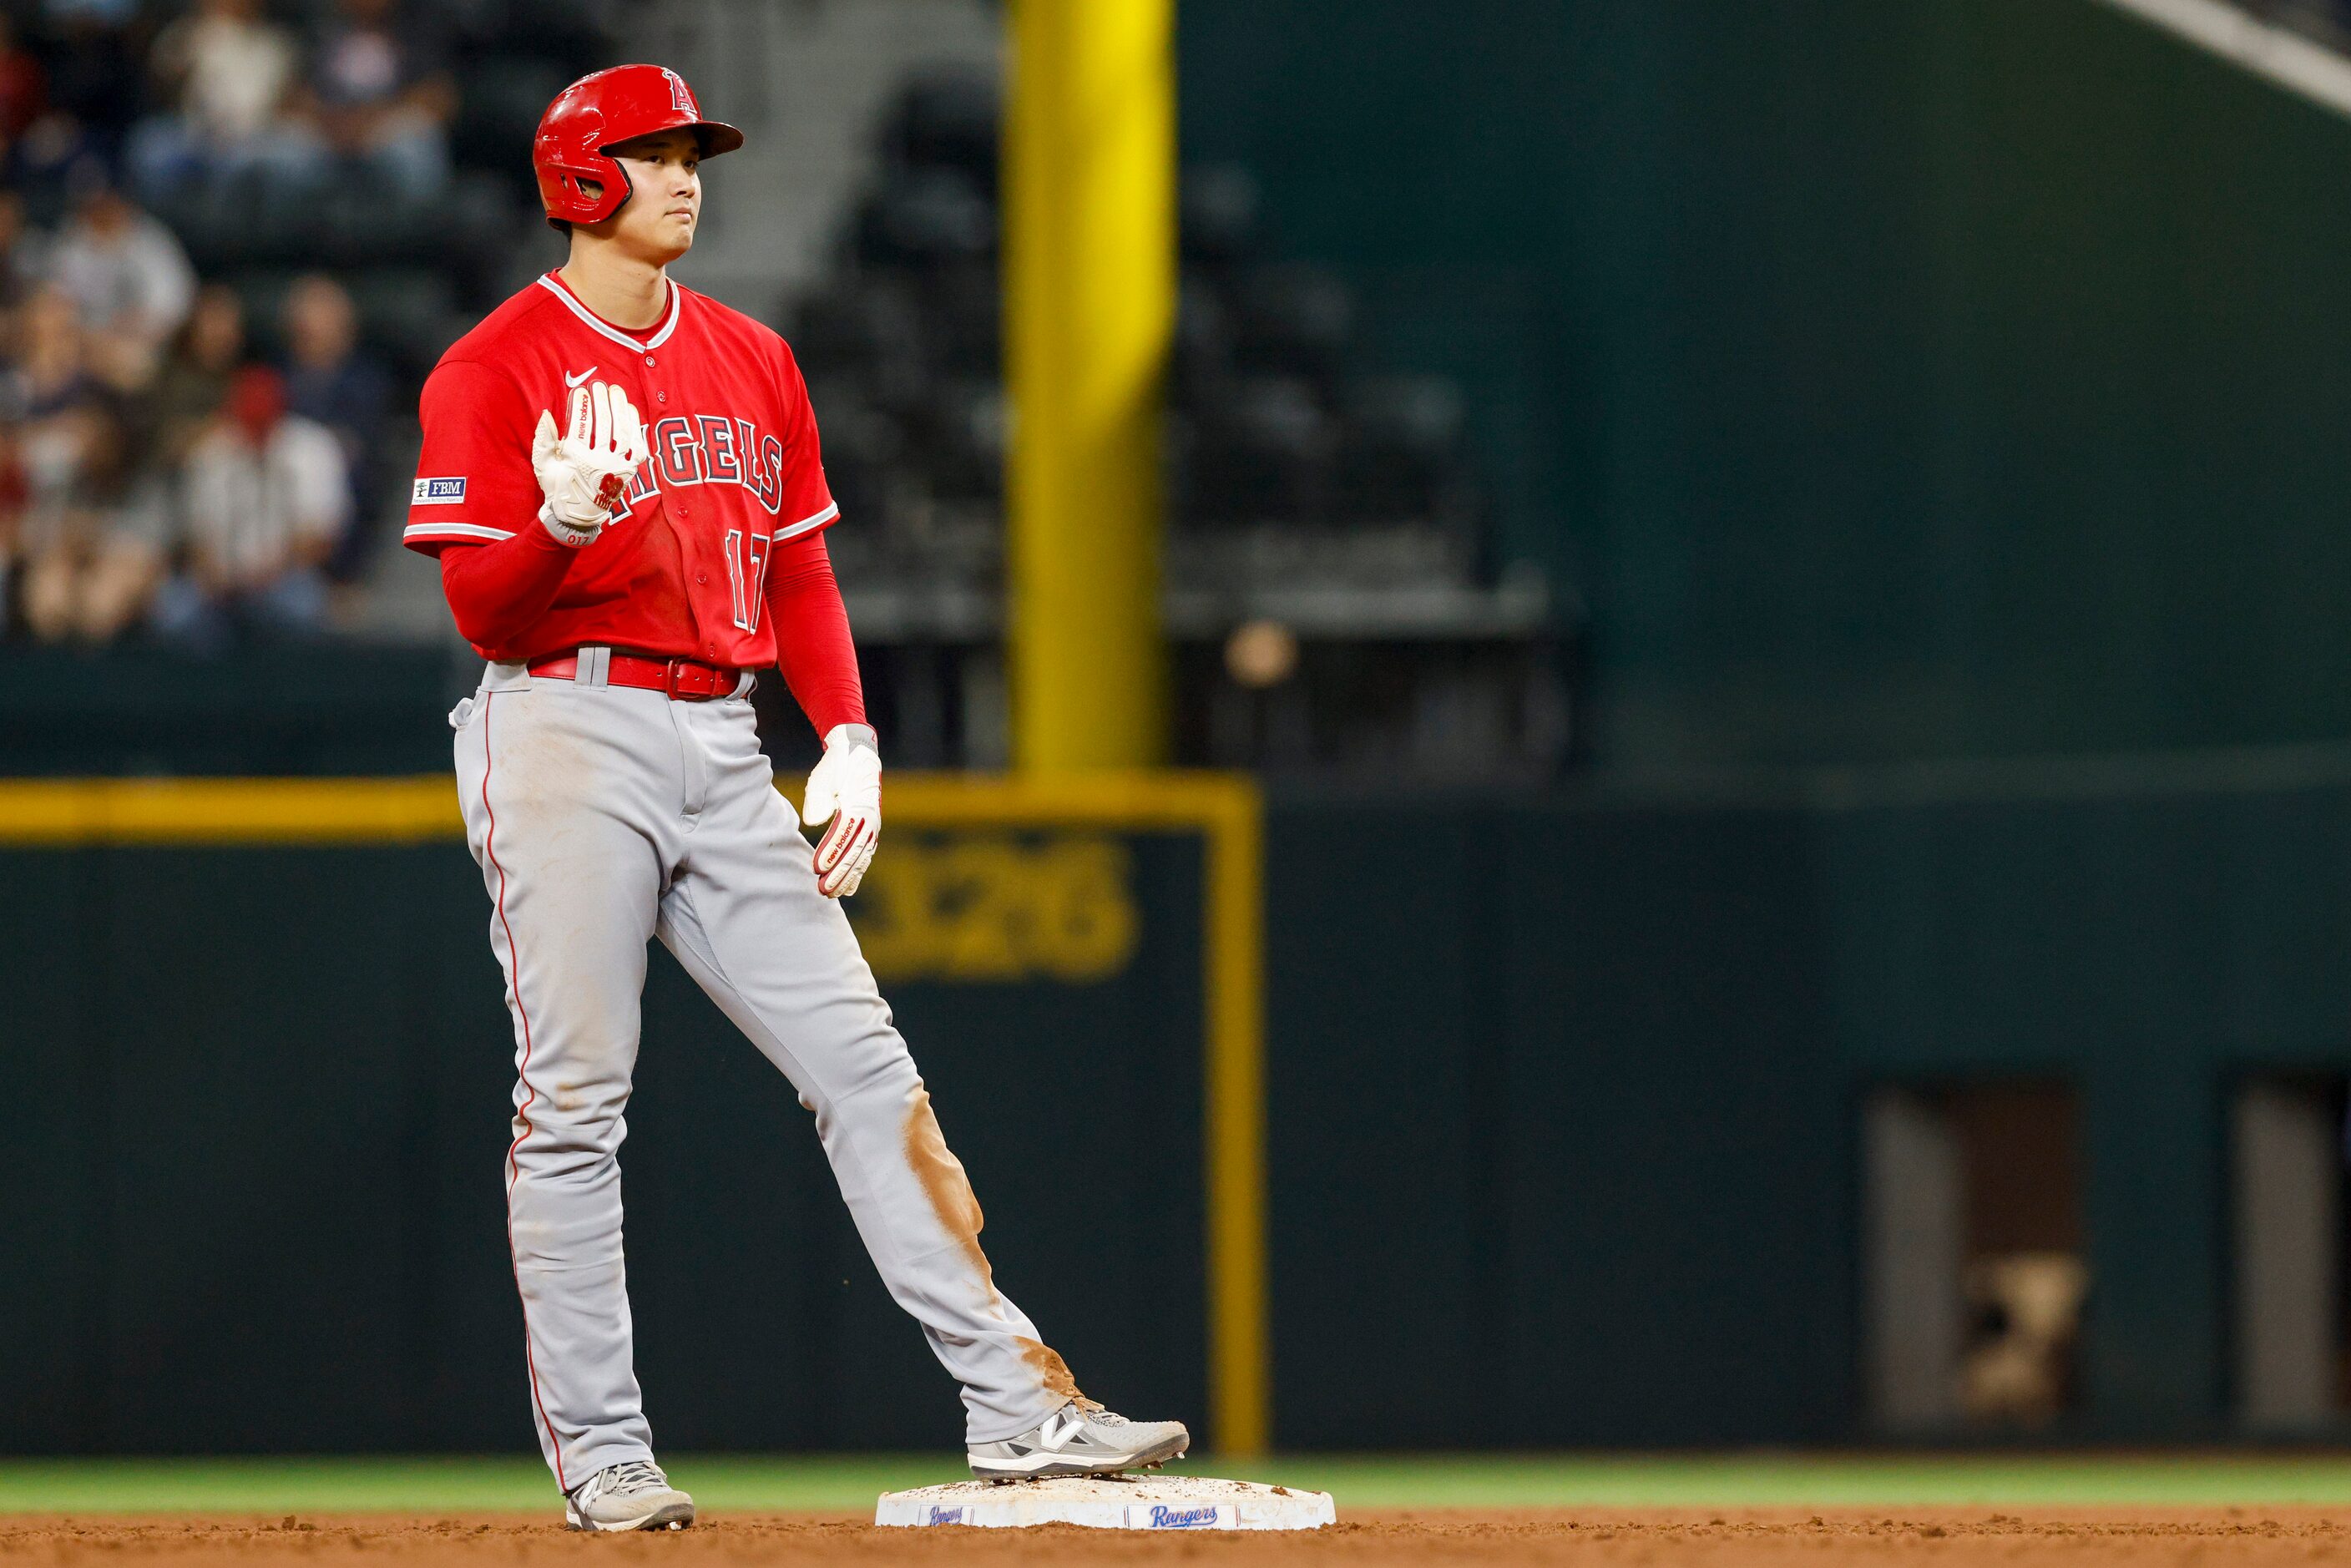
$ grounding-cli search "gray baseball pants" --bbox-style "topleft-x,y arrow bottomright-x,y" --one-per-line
451,660 -> 1075,1490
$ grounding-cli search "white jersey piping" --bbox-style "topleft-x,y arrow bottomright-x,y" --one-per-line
2091,0 -> 2351,119
405,521 -> 517,542
774,500 -> 840,541
533,273 -> 685,351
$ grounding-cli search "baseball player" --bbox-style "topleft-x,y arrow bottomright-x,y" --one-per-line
404,65 -> 1188,1532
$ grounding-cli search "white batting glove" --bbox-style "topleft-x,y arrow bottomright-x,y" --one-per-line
531,381 -> 648,547
802,723 -> 881,898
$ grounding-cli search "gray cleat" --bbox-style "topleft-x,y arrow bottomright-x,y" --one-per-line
968,1401 -> 1191,1480
563,1459 -> 696,1532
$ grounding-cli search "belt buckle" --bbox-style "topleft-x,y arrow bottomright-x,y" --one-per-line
663,659 -> 720,701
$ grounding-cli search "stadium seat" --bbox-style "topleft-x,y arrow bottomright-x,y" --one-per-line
1181,164 -> 1260,269
911,378 -> 1008,503
882,70 -> 1002,195
918,262 -> 1000,380
1231,262 -> 1356,384
1180,374 -> 1337,529
1334,375 -> 1469,524
854,166 -> 996,270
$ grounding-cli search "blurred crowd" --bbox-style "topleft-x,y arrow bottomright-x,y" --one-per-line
0,0 -> 422,647
3,225 -> 391,647
0,0 -> 605,650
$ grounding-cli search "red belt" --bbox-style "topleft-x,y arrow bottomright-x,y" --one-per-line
528,648 -> 744,701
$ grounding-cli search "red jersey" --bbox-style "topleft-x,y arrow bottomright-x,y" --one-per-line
404,271 -> 837,667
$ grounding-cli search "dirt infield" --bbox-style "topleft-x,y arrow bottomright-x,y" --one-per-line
11,1510 -> 2351,1565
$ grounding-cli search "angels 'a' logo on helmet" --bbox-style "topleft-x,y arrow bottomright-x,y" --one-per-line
664,68 -> 694,114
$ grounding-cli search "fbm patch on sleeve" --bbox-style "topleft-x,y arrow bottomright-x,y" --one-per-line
412,477 -> 468,505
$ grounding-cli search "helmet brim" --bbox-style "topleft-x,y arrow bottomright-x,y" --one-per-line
598,119 -> 745,159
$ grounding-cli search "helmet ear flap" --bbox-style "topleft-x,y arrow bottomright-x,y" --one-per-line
552,160 -> 630,229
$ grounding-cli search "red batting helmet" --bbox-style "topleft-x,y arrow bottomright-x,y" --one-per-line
533,64 -> 744,230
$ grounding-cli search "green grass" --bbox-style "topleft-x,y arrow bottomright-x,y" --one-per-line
1179,1455 -> 2351,1509
10,1454 -> 2351,1515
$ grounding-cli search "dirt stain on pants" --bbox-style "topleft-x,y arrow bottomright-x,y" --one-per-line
901,1086 -> 1093,1411
903,1085 -> 992,1287
1014,1336 -> 1089,1405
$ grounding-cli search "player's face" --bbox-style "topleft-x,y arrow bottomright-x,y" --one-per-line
598,129 -> 702,263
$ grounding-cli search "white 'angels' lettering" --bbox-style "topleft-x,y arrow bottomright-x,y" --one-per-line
657,416 -> 706,483
700,415 -> 741,483
618,411 -> 786,516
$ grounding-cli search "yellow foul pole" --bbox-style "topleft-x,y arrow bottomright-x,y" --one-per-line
1005,3 -> 1270,1458
1004,0 -> 1174,772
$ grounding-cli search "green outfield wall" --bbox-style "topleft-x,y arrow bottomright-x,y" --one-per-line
0,827 -> 1208,1456
1181,0 -> 2351,770
0,646 -> 459,775
7,759 -> 2351,1451
1265,757 -> 2351,1446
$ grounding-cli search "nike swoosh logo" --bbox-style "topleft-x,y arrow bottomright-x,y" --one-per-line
565,367 -> 596,388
